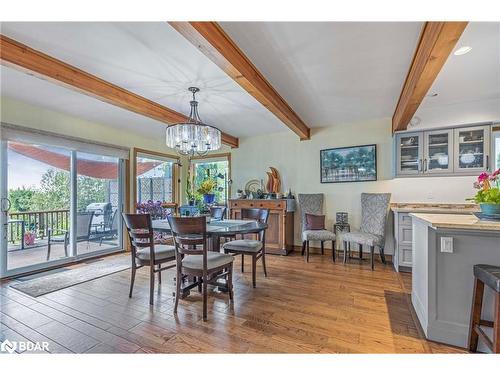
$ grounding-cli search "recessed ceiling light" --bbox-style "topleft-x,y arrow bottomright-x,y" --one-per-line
454,46 -> 472,56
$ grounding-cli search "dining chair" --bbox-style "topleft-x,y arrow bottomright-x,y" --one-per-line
47,211 -> 94,261
210,206 -> 226,220
222,208 -> 269,288
341,193 -> 391,270
122,213 -> 176,305
167,215 -> 234,321
297,194 -> 336,262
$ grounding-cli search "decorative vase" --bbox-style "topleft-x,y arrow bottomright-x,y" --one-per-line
203,193 -> 216,204
480,203 -> 500,215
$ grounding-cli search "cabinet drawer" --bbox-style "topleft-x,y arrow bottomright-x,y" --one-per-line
229,200 -> 285,210
399,245 -> 413,266
398,213 -> 412,226
398,226 -> 413,244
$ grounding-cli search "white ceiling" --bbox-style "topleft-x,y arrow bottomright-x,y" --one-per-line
414,22 -> 500,129
0,22 -> 285,138
0,22 -> 425,139
220,22 -> 423,127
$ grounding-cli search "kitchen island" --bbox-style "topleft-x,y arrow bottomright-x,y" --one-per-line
410,213 -> 500,350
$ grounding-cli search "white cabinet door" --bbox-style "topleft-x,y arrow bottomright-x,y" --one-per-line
424,129 -> 454,174
454,125 -> 491,173
396,132 -> 424,176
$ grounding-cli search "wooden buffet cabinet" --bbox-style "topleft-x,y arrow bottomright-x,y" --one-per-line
228,199 -> 295,255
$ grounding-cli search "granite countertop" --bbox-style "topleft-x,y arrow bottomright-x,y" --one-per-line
391,202 -> 479,214
409,213 -> 500,231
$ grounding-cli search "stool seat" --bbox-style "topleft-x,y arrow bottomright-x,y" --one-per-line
473,264 -> 500,293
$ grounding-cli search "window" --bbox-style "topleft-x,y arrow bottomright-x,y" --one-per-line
191,154 -> 231,205
133,149 -> 179,212
1,124 -> 127,277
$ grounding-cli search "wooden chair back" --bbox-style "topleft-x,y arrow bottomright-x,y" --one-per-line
210,206 -> 226,220
122,213 -> 155,261
167,216 -> 208,256
241,208 -> 269,242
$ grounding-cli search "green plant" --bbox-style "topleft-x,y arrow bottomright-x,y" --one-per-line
196,178 -> 217,195
469,169 -> 500,204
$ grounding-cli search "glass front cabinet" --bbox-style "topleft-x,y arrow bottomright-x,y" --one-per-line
395,124 -> 491,177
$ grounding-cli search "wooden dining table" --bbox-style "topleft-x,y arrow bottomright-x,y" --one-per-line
151,218 -> 268,295
151,218 -> 268,252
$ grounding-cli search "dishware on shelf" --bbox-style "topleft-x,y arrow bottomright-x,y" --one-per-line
460,153 -> 475,165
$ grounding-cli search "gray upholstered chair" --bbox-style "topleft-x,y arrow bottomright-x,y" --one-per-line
341,193 -> 391,270
297,194 -> 336,263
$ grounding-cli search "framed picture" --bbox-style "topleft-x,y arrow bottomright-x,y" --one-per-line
320,144 -> 377,183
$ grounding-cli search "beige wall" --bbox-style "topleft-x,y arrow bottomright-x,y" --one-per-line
230,118 -> 477,254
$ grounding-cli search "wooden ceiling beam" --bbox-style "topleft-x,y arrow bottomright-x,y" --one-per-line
169,22 -> 311,140
0,34 -> 239,148
392,22 -> 468,132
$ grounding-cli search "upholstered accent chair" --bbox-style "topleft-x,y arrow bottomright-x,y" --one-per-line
341,193 -> 391,270
297,194 -> 336,263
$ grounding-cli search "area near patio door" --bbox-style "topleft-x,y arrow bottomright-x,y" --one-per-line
0,125 -> 127,277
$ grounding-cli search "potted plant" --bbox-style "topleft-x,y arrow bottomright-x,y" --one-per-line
197,178 -> 217,204
470,169 -> 500,215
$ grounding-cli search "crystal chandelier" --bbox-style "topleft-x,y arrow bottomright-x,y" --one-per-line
165,87 -> 222,156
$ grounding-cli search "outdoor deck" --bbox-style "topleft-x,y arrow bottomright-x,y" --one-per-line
7,239 -> 120,271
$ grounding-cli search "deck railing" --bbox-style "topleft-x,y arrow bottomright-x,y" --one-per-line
8,209 -> 70,244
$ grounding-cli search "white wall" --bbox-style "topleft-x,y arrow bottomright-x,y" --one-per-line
230,118 -> 477,254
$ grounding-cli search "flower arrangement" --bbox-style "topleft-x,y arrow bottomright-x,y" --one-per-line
196,178 -> 217,195
136,200 -> 172,219
471,169 -> 500,204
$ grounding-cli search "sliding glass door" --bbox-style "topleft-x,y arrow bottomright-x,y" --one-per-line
0,127 -> 126,278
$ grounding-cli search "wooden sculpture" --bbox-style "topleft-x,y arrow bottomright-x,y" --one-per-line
266,167 -> 281,193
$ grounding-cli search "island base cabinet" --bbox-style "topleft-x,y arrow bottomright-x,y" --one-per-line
229,199 -> 294,255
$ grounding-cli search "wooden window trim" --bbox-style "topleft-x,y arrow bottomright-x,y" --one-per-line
131,147 -> 181,213
189,152 -> 232,200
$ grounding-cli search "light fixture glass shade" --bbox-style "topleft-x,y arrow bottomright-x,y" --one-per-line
165,122 -> 221,156
165,87 -> 222,156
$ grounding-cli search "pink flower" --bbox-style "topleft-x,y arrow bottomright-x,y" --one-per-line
478,172 -> 490,182
492,169 -> 500,178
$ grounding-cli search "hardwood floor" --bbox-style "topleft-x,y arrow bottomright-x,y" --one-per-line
0,251 -> 466,353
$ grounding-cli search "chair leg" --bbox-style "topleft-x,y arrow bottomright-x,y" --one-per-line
301,241 -> 306,256
380,246 -> 387,264
202,274 -> 208,321
228,263 -> 234,301
241,254 -> 244,272
149,265 -> 155,305
46,242 -> 51,261
174,268 -> 181,314
370,246 -> 375,270
321,241 -> 324,255
197,276 -> 202,293
129,264 -> 136,298
343,241 -> 347,263
262,250 -> 268,277
468,277 -> 484,352
252,255 -> 257,288
157,264 -> 162,284
306,241 -> 310,263
332,241 -> 336,263
359,244 -> 363,260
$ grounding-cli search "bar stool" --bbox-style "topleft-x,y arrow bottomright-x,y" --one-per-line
468,264 -> 500,353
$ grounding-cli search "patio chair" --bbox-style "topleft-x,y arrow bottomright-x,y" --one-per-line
47,211 -> 94,260
99,209 -> 119,245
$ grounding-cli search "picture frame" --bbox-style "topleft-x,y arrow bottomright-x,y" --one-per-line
320,144 -> 377,183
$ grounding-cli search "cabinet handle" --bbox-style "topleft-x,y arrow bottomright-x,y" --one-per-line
424,158 -> 427,172
486,155 -> 489,170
